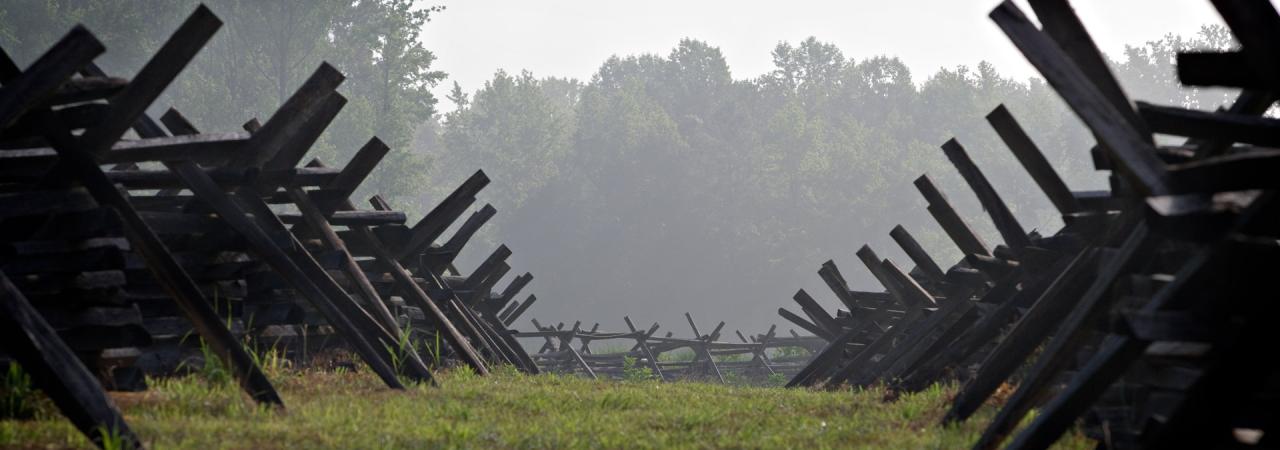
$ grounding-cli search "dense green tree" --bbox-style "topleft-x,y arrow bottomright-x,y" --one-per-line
431,30 -> 1237,331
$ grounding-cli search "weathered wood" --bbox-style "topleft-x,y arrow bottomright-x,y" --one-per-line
286,187 -> 401,335
915,175 -> 992,257
786,330 -> 850,387
1002,335 -> 1147,450
230,65 -> 344,168
323,139 -> 389,204
967,222 -> 1152,447
941,139 -> 1031,249
345,212 -> 491,375
1176,51 -> 1272,89
0,272 -> 144,449
1142,304 -> 1276,449
881,258 -> 936,308
899,272 -> 1026,391
792,289 -> 841,336
464,261 -> 508,306
161,106 -> 424,385
828,308 -> 924,387
502,294 -> 536,326
817,261 -> 863,312
889,225 -> 946,282
963,254 -> 1019,278
991,1 -> 1170,196
152,115 -> 411,389
854,246 -> 911,309
1138,101 -> 1280,148
1190,90 -> 1277,158
883,302 -> 980,383
0,27 -> 104,129
624,316 -> 666,380
944,248 -> 1096,424
79,6 -> 221,160
987,105 -> 1082,214
496,299 -> 521,322
480,272 -> 532,316
1208,0 -> 1280,84
858,284 -> 974,386
1027,0 -> 1149,139
14,71 -> 286,409
778,307 -> 831,340
278,210 -> 406,226
999,202 -> 1278,449
459,245 -> 512,293
395,170 -> 489,262
103,166 -> 339,189
423,204 -> 496,272
44,76 -> 127,106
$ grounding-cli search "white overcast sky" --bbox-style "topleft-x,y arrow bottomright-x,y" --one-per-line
422,1 -> 1255,112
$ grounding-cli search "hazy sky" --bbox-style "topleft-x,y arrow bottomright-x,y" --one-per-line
422,0 -> 1241,112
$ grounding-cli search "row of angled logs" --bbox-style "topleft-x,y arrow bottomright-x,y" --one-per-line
511,314 -> 823,382
779,0 -> 1280,448
0,6 -> 543,449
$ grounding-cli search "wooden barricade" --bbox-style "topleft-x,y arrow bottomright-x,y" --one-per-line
777,1 -> 1280,449
510,315 -> 820,383
0,6 -> 541,447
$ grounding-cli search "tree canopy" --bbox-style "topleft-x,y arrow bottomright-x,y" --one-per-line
424,28 -> 1237,331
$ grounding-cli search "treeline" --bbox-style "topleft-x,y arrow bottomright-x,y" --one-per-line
423,31 -> 1235,329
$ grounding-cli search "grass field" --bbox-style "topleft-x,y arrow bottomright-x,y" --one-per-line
0,366 -> 1093,449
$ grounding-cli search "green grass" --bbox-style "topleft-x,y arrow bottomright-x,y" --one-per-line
0,369 -> 1093,449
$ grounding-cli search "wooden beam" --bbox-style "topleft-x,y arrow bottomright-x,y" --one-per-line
230,64 -> 344,168
1027,0 -> 1149,138
990,0 -> 1170,196
502,294 -> 537,326
817,261 -> 861,311
423,204 -> 496,272
395,170 -> 489,262
915,175 -> 992,257
459,245 -> 511,292
778,307 -> 831,340
1209,0 -> 1280,82
857,287 -> 975,387
943,248 -> 1096,425
969,225 -> 1151,447
80,6 -> 221,160
987,105 -> 1082,214
881,258 -> 936,308
481,272 -> 532,316
0,27 -> 104,129
1168,150 -> 1280,194
941,138 -> 1031,249
889,225 -> 946,282
287,187 -> 402,335
0,272 -> 144,449
313,138 -> 389,214
854,245 -> 912,309
1176,51 -> 1273,89
786,327 -> 859,388
792,289 -> 841,335
1138,101 -> 1280,148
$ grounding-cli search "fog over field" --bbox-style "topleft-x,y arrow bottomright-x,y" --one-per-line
1,0 -> 1243,336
